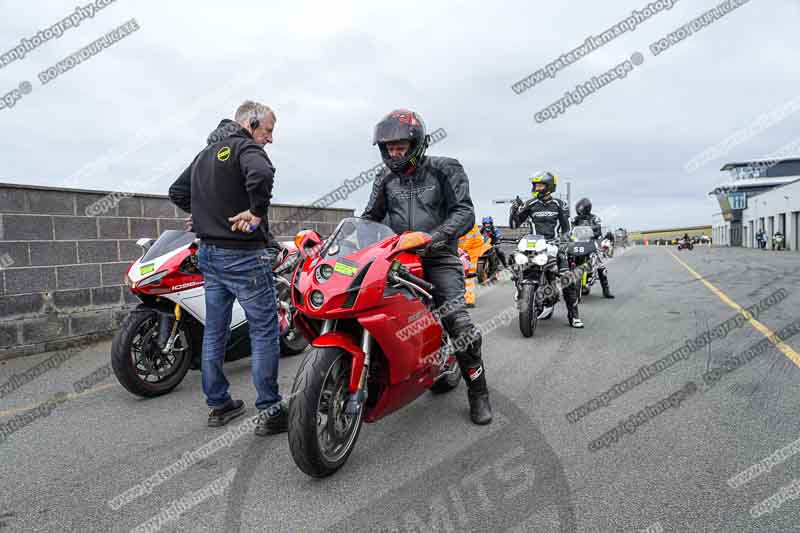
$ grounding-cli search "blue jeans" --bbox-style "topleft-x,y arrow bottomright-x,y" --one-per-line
196,245 -> 281,411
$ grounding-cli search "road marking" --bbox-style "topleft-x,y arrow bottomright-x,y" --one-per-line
0,383 -> 115,418
667,250 -> 800,367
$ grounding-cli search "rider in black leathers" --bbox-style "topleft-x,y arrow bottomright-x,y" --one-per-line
509,171 -> 583,328
572,198 -> 614,299
361,109 -> 492,425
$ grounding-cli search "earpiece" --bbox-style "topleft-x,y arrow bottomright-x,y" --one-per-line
249,108 -> 260,131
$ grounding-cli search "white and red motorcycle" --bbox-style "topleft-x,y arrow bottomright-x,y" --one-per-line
111,230 -> 308,398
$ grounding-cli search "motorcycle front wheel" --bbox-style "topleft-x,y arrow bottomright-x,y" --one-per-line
288,347 -> 365,478
519,284 -> 538,338
111,309 -> 192,397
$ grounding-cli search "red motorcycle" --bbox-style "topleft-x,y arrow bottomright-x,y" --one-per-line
287,217 -> 463,477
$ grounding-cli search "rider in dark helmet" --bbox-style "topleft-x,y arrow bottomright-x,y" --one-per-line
480,216 -> 508,269
362,109 -> 492,425
572,198 -> 614,299
509,171 -> 583,328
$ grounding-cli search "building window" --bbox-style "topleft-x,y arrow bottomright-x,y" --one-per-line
730,165 -> 769,180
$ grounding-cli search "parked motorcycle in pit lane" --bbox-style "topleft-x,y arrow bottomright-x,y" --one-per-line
505,229 -> 563,338
286,217 -> 463,477
111,230 -> 309,398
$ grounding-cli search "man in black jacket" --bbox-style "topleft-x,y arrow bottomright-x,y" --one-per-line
169,100 -> 286,436
362,109 -> 492,425
572,197 -> 614,298
509,171 -> 583,328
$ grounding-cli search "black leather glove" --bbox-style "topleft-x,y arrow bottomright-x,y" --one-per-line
424,231 -> 450,254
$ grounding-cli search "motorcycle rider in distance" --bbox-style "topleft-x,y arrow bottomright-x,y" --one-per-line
480,216 -> 508,270
361,109 -> 492,425
509,171 -> 583,328
572,198 -> 614,299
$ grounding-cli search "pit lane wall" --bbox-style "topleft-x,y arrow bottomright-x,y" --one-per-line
0,183 -> 353,360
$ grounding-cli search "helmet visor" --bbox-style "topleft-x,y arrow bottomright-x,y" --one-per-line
373,121 -> 422,145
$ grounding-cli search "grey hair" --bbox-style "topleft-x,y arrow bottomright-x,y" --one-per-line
234,100 -> 275,126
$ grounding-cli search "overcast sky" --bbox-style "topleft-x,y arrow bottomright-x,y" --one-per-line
0,0 -> 797,230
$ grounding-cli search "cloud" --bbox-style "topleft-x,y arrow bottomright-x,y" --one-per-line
0,0 -> 797,230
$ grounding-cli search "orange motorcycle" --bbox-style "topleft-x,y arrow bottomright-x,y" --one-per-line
458,224 -> 496,306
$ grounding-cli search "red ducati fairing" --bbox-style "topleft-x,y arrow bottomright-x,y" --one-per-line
292,218 -> 454,423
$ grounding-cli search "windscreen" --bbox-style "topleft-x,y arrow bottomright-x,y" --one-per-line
141,230 -> 196,262
571,226 -> 596,242
321,218 -> 396,259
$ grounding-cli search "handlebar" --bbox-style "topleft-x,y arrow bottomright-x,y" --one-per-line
395,268 -> 435,293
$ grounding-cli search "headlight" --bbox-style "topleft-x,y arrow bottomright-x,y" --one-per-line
314,263 -> 334,283
309,290 -> 325,308
519,238 -> 547,252
532,253 -> 548,266
137,270 -> 168,288
514,253 -> 529,265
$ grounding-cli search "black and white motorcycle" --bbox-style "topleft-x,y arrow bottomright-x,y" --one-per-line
506,227 -> 563,338
111,230 -> 309,398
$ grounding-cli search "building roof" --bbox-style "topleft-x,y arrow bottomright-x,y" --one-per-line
708,176 -> 800,195
720,157 -> 800,170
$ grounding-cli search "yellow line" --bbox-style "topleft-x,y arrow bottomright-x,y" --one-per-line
667,249 -> 800,367
0,383 -> 115,418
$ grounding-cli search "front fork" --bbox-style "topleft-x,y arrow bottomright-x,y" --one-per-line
345,325 -> 371,416
317,320 -> 371,416
156,303 -> 182,353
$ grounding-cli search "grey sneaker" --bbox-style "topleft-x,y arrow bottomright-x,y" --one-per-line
208,399 -> 245,427
255,402 -> 288,436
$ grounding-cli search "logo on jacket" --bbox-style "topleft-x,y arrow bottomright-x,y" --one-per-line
217,146 -> 231,162
393,184 -> 436,200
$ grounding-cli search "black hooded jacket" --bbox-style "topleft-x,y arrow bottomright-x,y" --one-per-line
361,156 -> 476,255
168,119 -> 276,249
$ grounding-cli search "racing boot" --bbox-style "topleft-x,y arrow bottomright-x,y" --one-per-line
464,363 -> 492,425
455,332 -> 492,425
567,306 -> 584,328
565,292 -> 584,329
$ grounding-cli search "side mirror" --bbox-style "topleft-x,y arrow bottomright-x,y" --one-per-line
294,230 -> 323,255
136,238 -> 155,253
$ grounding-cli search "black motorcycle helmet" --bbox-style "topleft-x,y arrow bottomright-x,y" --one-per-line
576,198 -> 592,216
373,109 -> 429,173
530,171 -> 557,199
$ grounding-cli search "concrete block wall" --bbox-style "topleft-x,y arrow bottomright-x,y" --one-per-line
0,183 -> 353,360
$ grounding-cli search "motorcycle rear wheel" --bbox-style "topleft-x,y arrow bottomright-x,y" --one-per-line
288,347 -> 364,477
